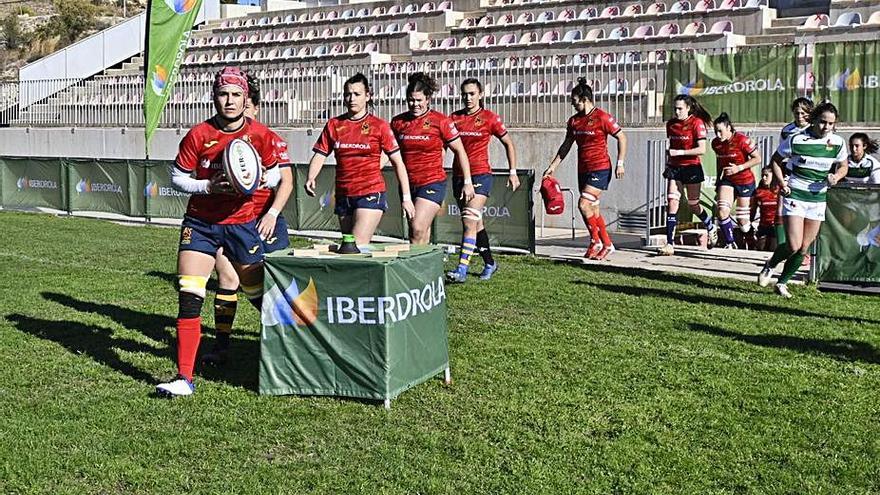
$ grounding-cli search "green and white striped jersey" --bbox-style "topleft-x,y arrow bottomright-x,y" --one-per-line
846,154 -> 880,184
776,130 -> 847,202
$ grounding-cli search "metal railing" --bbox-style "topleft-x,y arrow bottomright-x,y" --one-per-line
0,43 -> 814,129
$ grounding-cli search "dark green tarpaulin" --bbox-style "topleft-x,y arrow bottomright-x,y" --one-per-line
816,185 -> 880,283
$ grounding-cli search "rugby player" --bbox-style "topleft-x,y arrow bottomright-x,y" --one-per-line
758,101 -> 849,298
203,72 -> 293,366
543,78 -> 627,260
157,67 -> 278,396
446,78 -> 518,282
391,72 -> 474,245
711,112 -> 761,249
845,132 -> 880,184
751,167 -> 780,251
659,95 -> 715,255
305,73 -> 415,246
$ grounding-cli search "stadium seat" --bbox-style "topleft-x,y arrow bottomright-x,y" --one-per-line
717,0 -> 740,9
224,52 -> 237,62
741,0 -> 766,7
459,17 -> 477,28
585,28 -> 605,41
600,78 -> 628,95
504,56 -> 520,68
185,54 -> 196,64
600,6 -> 620,18
388,5 -> 402,15
485,57 -> 500,68
422,2 -> 436,12
623,5 -> 642,16
540,30 -> 560,43
524,55 -> 543,67
519,31 -> 539,44
632,77 -> 656,94
238,50 -> 250,61
670,1 -> 691,13
346,43 -> 362,54
261,32 -> 275,43
695,0 -> 714,11
563,29 -> 582,42
368,25 -> 381,35
356,8 -> 369,17
403,4 -> 417,14
623,51 -> 641,63
461,35 -> 477,48
313,45 -> 328,57
657,23 -> 681,36
799,14 -> 829,29
257,17 -> 269,26
351,26 -> 366,36
296,13 -> 308,22
282,47 -> 295,58
439,37 -> 457,49
499,33 -> 517,45
337,26 -> 351,36
311,11 -> 324,21
598,52 -> 617,64
572,53 -> 592,65
373,7 -> 387,16
277,31 -> 290,42
609,26 -> 629,39
438,1 -> 452,10
537,11 -> 555,22
517,13 -> 534,24
403,21 -> 417,32
479,34 -> 496,47
579,7 -> 598,19
682,21 -> 707,35
283,14 -> 295,23
832,12 -> 862,27
385,23 -> 400,33
527,80 -> 550,96
267,48 -> 280,59
364,42 -> 379,53
868,11 -> 880,25
498,14 -> 514,25
632,25 -> 654,38
297,46 -> 312,57
709,20 -> 734,33
326,10 -> 338,20
646,2 -> 667,14
440,83 -> 455,97
247,34 -> 259,44
559,9 -> 576,21
221,20 -> 232,28
341,9 -> 355,19
329,44 -> 344,56
479,15 -> 494,27
306,29 -> 319,39
797,71 -> 815,91
321,28 -> 334,38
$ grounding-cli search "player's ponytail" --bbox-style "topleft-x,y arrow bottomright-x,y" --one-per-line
713,112 -> 735,133
850,132 -> 880,154
674,94 -> 712,125
407,72 -> 438,99
571,77 -> 594,103
343,72 -> 375,111
461,78 -> 484,108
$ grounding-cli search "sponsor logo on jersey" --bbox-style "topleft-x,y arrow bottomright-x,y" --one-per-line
335,142 -> 371,150
151,65 -> 168,96
248,245 -> 260,254
459,131 -> 483,137
16,177 -> 58,191
399,135 -> 431,141
203,140 -> 219,149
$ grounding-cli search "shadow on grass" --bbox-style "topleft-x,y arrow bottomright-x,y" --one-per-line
15,292 -> 260,392
144,270 -> 220,292
578,281 -> 880,326
560,261 -> 766,294
690,322 -> 880,364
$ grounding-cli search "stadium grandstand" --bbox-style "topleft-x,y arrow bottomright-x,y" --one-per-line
0,0 -> 878,236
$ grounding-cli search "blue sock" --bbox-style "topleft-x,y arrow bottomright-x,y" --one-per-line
457,237 -> 477,273
720,217 -> 735,244
666,214 -> 678,244
697,209 -> 712,229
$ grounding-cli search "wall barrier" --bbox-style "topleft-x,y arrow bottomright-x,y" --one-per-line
0,157 -> 535,252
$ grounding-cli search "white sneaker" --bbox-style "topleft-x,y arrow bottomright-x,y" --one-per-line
757,263 -> 774,287
156,375 -> 195,397
775,283 -> 793,299
658,244 -> 675,256
707,224 -> 718,249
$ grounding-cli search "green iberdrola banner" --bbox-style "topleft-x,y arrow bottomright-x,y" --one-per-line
816,186 -> 880,283
666,45 -> 798,122
815,41 -> 880,123
144,0 -> 202,154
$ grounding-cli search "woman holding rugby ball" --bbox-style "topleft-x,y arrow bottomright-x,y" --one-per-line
305,73 -> 415,246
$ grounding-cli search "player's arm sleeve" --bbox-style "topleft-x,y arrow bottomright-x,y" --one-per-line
492,114 -> 509,138
263,165 -> 281,188
170,165 -> 210,194
836,142 -> 849,163
441,117 -> 460,144
604,112 -> 622,137
175,129 -> 200,172
312,123 -> 333,156
380,121 -> 400,154
694,120 -> 707,141
259,136 -> 278,169
275,139 -> 292,167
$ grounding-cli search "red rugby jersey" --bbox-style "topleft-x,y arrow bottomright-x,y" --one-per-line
252,130 -> 291,215
666,114 -> 707,167
566,107 -> 621,173
176,117 -> 277,224
313,113 -> 398,197
450,108 -> 507,176
391,109 -> 459,187
753,185 -> 779,227
711,132 -> 757,187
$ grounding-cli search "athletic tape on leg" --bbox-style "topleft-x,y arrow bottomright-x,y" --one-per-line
462,207 -> 483,221
178,275 -> 208,299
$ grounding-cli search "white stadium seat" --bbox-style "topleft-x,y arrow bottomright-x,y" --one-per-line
585,28 -> 605,41
646,2 -> 667,14
670,1 -> 691,13
609,26 -> 629,39
833,12 -> 862,27
682,21 -> 707,36
579,7 -> 597,20
563,29 -> 582,42
600,6 -> 620,18
657,23 -> 680,37
623,5 -> 642,16
632,25 -> 654,38
710,20 -> 734,33
695,0 -> 714,12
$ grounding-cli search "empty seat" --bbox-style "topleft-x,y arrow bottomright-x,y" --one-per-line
585,28 -> 605,41
528,80 -> 550,96
337,26 -> 351,36
297,46 -> 312,57
461,35 -> 477,48
438,1 -> 452,9
499,33 -> 517,45
552,80 -> 574,95
238,50 -> 250,61
670,1 -> 691,13
368,25 -> 381,35
267,48 -> 280,59
632,77 -> 656,94
373,7 -> 387,16
682,21 -> 707,35
600,78 -> 628,94
868,11 -> 880,25
498,14 -> 514,25
504,81 -> 524,96
283,14 -> 295,23
657,23 -> 680,36
632,25 -> 654,38
440,83 -> 455,97
525,55 -> 544,67
403,21 -> 417,32
742,0 -> 766,6
403,3 -> 417,14
296,13 -> 308,22
695,0 -> 714,11
253,49 -> 266,60
559,8 -> 576,21
600,6 -> 620,18
356,8 -> 369,17
459,17 -> 477,28
329,44 -> 344,55
516,12 -> 534,24
321,27 -> 334,37
609,26 -> 629,39
313,45 -> 328,56
385,23 -> 400,33
572,53 -> 592,65
351,26 -> 366,36
257,16 -> 269,26
833,12 -> 862,27
709,20 -> 734,33
646,2 -> 667,14
311,11 -> 324,21
540,30 -> 560,43
519,31 -> 538,44
224,52 -> 237,61
306,29 -> 319,39
537,11 -> 554,22
422,2 -> 436,12
260,32 -> 275,42
717,0 -> 740,8
388,4 -> 402,15
326,10 -> 338,20
439,37 -> 457,49
479,34 -> 496,47
341,9 -> 355,19
623,5 -> 642,16
364,42 -> 379,52
479,15 -> 494,27
579,7 -> 597,19
563,29 -> 582,42
282,47 -> 295,58
347,43 -> 362,54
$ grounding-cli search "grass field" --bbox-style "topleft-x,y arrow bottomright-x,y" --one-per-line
0,210 -> 878,494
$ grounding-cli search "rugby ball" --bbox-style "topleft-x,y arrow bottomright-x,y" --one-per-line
222,138 -> 261,195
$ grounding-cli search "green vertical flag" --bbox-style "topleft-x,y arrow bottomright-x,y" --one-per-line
665,45 -> 798,123
143,0 -> 202,155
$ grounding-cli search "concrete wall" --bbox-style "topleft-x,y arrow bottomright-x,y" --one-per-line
2,124 -> 867,230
